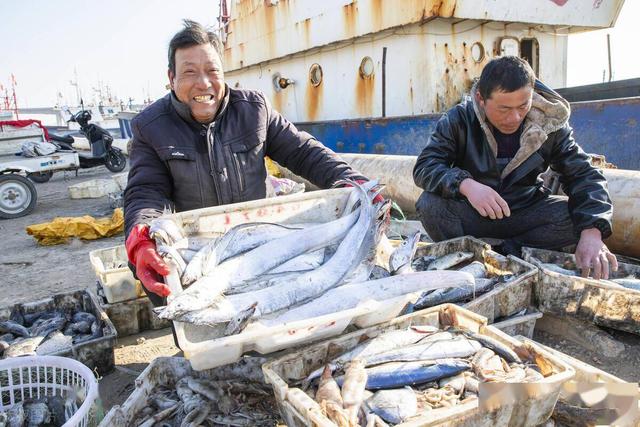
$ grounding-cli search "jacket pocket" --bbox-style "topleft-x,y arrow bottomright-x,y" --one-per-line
157,147 -> 201,200
228,136 -> 265,196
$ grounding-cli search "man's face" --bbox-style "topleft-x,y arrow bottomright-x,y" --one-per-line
168,43 -> 225,123
477,86 -> 533,134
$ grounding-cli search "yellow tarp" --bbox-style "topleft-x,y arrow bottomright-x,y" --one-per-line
26,208 -> 124,245
265,157 -> 282,178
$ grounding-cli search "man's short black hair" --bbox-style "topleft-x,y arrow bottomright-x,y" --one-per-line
477,56 -> 535,99
168,20 -> 223,73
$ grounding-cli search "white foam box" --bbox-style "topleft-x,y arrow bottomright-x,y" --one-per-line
163,188 -> 445,371
68,178 -> 120,199
89,245 -> 145,304
263,304 -> 575,427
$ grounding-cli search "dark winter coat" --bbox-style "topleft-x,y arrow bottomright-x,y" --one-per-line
124,86 -> 364,235
413,81 -> 613,236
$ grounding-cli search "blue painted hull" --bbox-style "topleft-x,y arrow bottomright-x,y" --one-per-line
294,97 -> 640,170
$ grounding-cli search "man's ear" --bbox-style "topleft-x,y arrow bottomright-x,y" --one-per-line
475,90 -> 485,108
167,69 -> 175,91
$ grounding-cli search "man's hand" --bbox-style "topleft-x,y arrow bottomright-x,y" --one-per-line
460,178 -> 511,220
575,227 -> 618,280
126,225 -> 172,297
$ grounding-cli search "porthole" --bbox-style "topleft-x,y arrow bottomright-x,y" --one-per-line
309,63 -> 323,87
471,42 -> 485,63
359,56 -> 374,79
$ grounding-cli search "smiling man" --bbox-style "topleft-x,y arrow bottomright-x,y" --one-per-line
413,56 -> 616,279
124,20 -> 368,302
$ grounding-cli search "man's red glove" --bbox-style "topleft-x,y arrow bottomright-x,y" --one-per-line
342,179 -> 384,204
126,224 -> 172,297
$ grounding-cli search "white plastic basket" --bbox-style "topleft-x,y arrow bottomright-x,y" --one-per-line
0,355 -> 100,427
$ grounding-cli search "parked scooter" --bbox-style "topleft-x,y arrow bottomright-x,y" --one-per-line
30,109 -> 127,183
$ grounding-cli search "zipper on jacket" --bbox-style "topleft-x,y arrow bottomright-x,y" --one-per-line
204,123 -> 222,205
231,150 -> 245,194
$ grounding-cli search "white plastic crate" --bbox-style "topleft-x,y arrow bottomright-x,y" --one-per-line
0,355 -> 100,427
68,179 -> 120,199
163,188 -> 445,371
99,356 -> 270,426
517,336 -> 640,427
523,247 -> 640,335
89,245 -> 144,304
263,304 -> 575,427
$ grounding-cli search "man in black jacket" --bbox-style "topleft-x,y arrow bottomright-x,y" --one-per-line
413,56 -> 617,279
124,20 -> 369,301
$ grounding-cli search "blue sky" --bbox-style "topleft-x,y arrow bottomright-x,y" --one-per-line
1,0 -> 638,107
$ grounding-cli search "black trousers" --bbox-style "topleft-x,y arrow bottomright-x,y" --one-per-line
415,192 -> 579,255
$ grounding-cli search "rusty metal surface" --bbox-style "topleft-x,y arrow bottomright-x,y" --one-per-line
226,18 -> 569,122
523,247 -> 640,335
223,0 -> 624,72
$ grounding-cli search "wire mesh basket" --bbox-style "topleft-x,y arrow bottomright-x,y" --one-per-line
0,355 -> 100,427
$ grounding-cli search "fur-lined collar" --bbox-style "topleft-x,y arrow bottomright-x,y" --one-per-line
471,80 -> 570,178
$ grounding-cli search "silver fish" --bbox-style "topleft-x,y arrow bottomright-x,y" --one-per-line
427,252 -> 474,271
4,336 -> 44,358
388,231 -> 421,275
304,325 -> 440,385
157,244 -> 188,276
411,255 -> 437,272
149,217 -> 186,247
160,204 -> 362,318
413,277 -> 497,309
170,183 -> 385,326
182,223 -> 302,286
610,276 -> 640,291
268,248 -> 325,274
0,320 -> 29,338
362,337 -> 482,367
457,261 -> 487,279
455,328 -> 521,363
264,271 -> 475,327
36,331 -> 73,355
365,387 -> 417,424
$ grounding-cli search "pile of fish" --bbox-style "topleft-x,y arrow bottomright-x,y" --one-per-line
150,181 -> 477,335
304,324 -> 550,426
0,309 -> 103,359
541,262 -> 640,291
131,376 -> 278,426
0,390 -> 81,426
405,250 -> 514,311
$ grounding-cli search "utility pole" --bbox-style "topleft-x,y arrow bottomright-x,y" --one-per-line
606,33 -> 613,82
